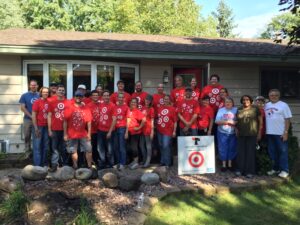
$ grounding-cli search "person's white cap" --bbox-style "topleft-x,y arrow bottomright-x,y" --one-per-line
78,84 -> 86,90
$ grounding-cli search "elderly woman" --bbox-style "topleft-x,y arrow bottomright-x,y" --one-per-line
215,97 -> 237,172
236,95 -> 262,178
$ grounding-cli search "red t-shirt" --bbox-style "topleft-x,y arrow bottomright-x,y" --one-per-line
198,105 -> 214,130
47,95 -> 57,104
170,87 -> 185,106
156,106 -> 177,136
131,91 -> 149,110
32,98 -> 49,127
141,106 -> 155,136
218,100 -> 225,109
177,99 -> 200,129
64,103 -> 92,139
98,102 -> 117,132
200,84 -> 224,112
87,101 -> 100,134
110,92 -> 131,106
115,104 -> 129,128
152,93 -> 165,112
192,88 -> 201,101
49,98 -> 69,131
127,108 -> 145,135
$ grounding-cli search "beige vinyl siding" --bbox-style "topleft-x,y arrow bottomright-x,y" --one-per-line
0,55 -> 24,153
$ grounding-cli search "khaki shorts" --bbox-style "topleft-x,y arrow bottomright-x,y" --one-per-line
66,138 -> 92,153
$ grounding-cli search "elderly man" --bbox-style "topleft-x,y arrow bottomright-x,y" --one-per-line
265,89 -> 292,178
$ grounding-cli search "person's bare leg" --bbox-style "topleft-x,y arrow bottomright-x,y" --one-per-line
72,152 -> 78,169
85,152 -> 93,168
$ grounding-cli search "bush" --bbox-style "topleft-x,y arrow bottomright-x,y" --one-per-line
256,124 -> 299,175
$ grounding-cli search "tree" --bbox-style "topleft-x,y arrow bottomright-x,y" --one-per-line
260,12 -> 300,41
278,0 -> 300,45
212,0 -> 236,38
0,0 -> 24,30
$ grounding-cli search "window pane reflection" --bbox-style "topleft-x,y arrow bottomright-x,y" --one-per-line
120,67 -> 135,94
27,64 -> 43,89
73,64 -> 91,93
97,65 -> 114,93
49,64 -> 67,89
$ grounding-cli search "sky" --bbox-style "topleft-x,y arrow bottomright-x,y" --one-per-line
196,0 -> 283,38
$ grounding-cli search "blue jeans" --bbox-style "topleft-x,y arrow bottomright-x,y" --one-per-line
217,131 -> 237,161
267,135 -> 289,172
114,127 -> 127,165
50,130 -> 68,166
97,130 -> 114,168
33,126 -> 49,167
157,132 -> 172,166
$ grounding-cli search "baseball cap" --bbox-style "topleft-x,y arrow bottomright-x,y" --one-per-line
255,96 -> 265,101
74,90 -> 84,97
78,84 -> 86,90
185,86 -> 193,92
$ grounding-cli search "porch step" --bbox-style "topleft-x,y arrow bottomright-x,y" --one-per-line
0,153 -> 31,169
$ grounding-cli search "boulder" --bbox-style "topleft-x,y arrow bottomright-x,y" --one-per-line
75,168 -> 92,180
102,172 -> 118,188
141,173 -> 160,185
153,166 -> 168,183
47,166 -> 75,181
119,175 -> 141,191
0,175 -> 24,193
98,168 -> 119,179
21,165 -> 48,181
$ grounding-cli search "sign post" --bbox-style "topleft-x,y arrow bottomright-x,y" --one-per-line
178,136 -> 215,175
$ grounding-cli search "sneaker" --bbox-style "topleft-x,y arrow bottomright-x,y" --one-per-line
235,171 -> 241,176
130,162 -> 139,170
267,170 -> 280,176
119,165 -> 125,171
278,171 -> 289,178
113,164 -> 119,169
48,164 -> 58,173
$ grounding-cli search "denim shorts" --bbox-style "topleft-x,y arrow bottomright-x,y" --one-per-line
66,138 -> 92,153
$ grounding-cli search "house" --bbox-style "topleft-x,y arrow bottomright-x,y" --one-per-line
0,28 -> 299,153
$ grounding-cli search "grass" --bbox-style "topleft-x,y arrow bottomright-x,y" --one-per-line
145,176 -> 300,225
0,188 -> 29,223
72,199 -> 100,225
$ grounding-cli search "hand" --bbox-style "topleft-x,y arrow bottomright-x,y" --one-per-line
87,134 -> 91,141
282,133 -> 288,142
207,129 -> 212,135
125,132 -> 128,140
48,130 -> 52,137
106,132 -> 111,139
257,131 -> 262,142
64,134 -> 68,141
134,127 -> 140,131
150,132 -> 154,140
172,131 -> 176,138
34,128 -> 41,138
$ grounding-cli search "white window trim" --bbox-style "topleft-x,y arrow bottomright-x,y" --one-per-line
23,60 -> 139,98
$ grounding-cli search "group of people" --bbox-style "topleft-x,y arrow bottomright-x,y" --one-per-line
19,74 -> 292,178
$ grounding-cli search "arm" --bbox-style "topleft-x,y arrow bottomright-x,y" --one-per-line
47,112 -> 52,137
208,118 -> 214,135
150,118 -> 154,140
107,116 -> 117,139
125,118 -> 130,139
32,111 -> 40,138
178,113 -> 189,126
257,114 -> 263,141
172,120 -> 177,138
87,121 -> 91,141
20,103 -> 32,119
63,120 -> 68,141
187,113 -> 198,127
134,117 -> 146,131
282,118 -> 291,141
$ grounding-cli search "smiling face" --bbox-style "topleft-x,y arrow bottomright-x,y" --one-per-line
102,91 -> 110,103
242,96 -> 251,107
190,78 -> 197,88
56,86 -> 65,98
118,93 -> 124,105
157,84 -> 164,94
209,76 -> 219,86
175,76 -> 183,88
163,95 -> 171,105
29,81 -> 38,92
269,90 -> 280,103
130,98 -> 138,109
41,88 -> 49,99
91,92 -> 99,102
224,98 -> 233,109
117,82 -> 125,91
135,82 -> 142,92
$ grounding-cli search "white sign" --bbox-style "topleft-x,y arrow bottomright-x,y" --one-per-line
178,136 -> 215,175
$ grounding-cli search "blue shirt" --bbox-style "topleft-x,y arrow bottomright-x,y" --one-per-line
19,91 -> 40,120
215,107 -> 237,134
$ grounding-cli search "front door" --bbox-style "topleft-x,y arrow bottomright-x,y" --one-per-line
173,68 -> 202,88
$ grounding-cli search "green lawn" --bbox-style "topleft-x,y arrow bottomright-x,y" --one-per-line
145,177 -> 300,225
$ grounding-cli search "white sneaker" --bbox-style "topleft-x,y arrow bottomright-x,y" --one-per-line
278,171 -> 289,178
267,170 -> 279,176
119,165 -> 125,171
130,162 -> 139,170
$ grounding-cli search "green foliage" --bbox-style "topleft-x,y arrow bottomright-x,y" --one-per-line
212,0 -> 237,38
0,188 -> 29,223
0,0 -> 24,29
260,12 -> 300,40
256,125 -> 299,175
72,199 -> 99,225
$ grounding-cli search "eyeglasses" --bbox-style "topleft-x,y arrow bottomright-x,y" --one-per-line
75,95 -> 83,98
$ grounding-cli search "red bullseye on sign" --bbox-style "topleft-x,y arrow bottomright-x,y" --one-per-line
188,152 -> 204,168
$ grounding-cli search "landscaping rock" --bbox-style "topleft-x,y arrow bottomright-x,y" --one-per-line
119,175 -> 141,191
21,165 -> 48,181
0,175 -> 24,193
153,166 -> 168,183
141,173 -> 160,185
47,166 -> 75,181
75,168 -> 92,180
98,168 -> 119,179
102,172 -> 118,188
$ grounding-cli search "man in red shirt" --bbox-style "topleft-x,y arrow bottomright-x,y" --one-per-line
198,95 -> 215,135
114,93 -> 129,170
97,90 -> 117,169
63,90 -> 93,170
177,87 -> 200,136
131,81 -> 149,110
152,83 -> 166,112
48,84 -> 69,171
171,75 -> 185,106
87,90 -> 101,165
47,82 -> 58,103
200,74 -> 224,113
110,80 -> 131,105
191,77 -> 201,101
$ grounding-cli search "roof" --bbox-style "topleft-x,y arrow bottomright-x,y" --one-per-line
0,28 -> 299,62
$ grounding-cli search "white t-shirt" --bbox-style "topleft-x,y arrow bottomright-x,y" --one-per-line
265,101 -> 292,135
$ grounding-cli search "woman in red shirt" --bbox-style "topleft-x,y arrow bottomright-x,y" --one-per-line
141,95 -> 155,168
125,98 -> 146,169
32,87 -> 49,167
156,95 -> 177,166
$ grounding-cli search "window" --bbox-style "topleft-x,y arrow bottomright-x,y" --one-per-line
97,65 -> 114,93
120,67 -> 135,94
27,64 -> 43,89
73,64 -> 91,93
49,64 -> 67,89
261,68 -> 300,99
